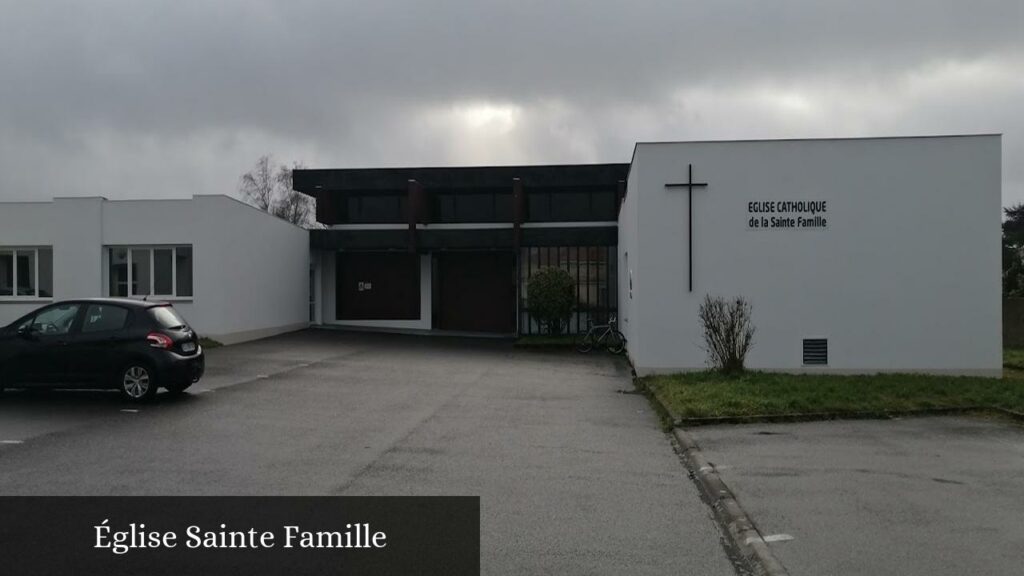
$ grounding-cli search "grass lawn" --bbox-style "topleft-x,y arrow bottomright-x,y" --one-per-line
644,351 -> 1024,420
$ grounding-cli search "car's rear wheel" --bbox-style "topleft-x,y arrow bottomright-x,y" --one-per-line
120,364 -> 157,402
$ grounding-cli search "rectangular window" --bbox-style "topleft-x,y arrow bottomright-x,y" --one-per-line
108,246 -> 193,299
0,247 -> 53,299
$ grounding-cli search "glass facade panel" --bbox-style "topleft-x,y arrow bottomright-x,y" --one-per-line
526,192 -> 550,221
550,192 -> 589,221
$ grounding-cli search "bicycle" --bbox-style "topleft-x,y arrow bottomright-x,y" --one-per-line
575,315 -> 626,354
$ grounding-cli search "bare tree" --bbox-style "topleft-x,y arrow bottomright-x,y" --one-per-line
239,155 -> 315,227
239,155 -> 277,212
698,295 -> 755,374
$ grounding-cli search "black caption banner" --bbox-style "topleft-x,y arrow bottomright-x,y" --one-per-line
0,496 -> 479,576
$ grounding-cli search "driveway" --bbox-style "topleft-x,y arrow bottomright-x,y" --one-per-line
691,416 -> 1024,576
0,330 -> 736,576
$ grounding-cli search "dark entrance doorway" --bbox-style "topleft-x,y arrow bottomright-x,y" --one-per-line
336,252 -> 420,320
435,251 -> 516,333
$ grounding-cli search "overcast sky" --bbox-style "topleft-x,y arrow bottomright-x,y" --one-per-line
0,1 -> 1021,205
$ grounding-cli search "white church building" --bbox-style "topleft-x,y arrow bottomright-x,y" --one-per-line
618,135 -> 1001,375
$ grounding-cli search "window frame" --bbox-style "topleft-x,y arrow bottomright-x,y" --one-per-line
108,245 -> 194,300
0,246 -> 53,301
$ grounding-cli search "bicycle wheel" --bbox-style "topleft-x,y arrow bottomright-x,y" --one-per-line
606,330 -> 626,354
576,331 -> 594,353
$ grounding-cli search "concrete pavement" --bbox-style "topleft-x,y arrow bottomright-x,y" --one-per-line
0,330 -> 737,576
691,416 -> 1024,576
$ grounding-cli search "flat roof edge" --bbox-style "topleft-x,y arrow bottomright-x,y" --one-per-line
633,133 -> 1001,146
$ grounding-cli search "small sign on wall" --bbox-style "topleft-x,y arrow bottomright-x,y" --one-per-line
747,200 -> 828,230
358,281 -> 373,291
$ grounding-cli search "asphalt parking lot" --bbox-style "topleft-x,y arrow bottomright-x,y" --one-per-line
691,416 -> 1024,576
0,329 -> 736,576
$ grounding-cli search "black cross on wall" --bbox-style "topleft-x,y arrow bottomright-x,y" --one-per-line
665,164 -> 708,292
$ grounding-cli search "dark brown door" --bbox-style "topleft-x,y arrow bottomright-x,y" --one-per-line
436,252 -> 516,333
336,252 -> 420,320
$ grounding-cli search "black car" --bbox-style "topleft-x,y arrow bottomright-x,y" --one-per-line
0,298 -> 205,402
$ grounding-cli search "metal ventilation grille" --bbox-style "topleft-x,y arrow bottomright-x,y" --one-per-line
803,338 -> 828,366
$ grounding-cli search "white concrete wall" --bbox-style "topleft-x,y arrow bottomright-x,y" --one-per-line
320,252 -> 433,331
622,135 -> 1002,375
617,160 -> 642,362
0,195 -> 309,344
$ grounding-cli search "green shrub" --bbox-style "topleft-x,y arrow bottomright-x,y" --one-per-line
527,267 -> 576,335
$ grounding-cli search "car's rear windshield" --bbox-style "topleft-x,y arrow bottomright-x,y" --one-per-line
149,306 -> 188,329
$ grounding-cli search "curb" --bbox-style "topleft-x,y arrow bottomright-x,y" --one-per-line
672,405 -> 1024,427
672,427 -> 790,576
638,378 -> 789,575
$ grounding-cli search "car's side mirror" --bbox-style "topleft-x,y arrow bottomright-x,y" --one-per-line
17,324 -> 37,339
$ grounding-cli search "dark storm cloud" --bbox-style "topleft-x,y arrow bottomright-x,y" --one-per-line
0,0 -> 1021,201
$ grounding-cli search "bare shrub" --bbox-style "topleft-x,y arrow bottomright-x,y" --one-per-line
698,295 -> 755,374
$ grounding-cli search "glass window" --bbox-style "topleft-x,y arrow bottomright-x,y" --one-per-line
154,249 -> 173,295
175,247 -> 193,297
82,304 -> 129,333
455,193 -> 494,222
0,252 -> 12,296
38,248 -> 52,298
31,303 -> 80,336
108,246 -> 193,299
550,192 -> 589,221
0,248 -> 52,298
109,248 -> 129,297
16,250 -> 35,296
131,248 -> 151,295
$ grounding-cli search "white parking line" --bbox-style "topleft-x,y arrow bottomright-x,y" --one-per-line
256,374 -> 269,379
0,440 -> 24,445
120,409 -> 139,413
762,534 -> 795,543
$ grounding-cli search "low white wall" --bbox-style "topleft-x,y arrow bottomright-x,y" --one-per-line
0,195 -> 309,344
623,135 -> 1002,375
320,252 -> 433,331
